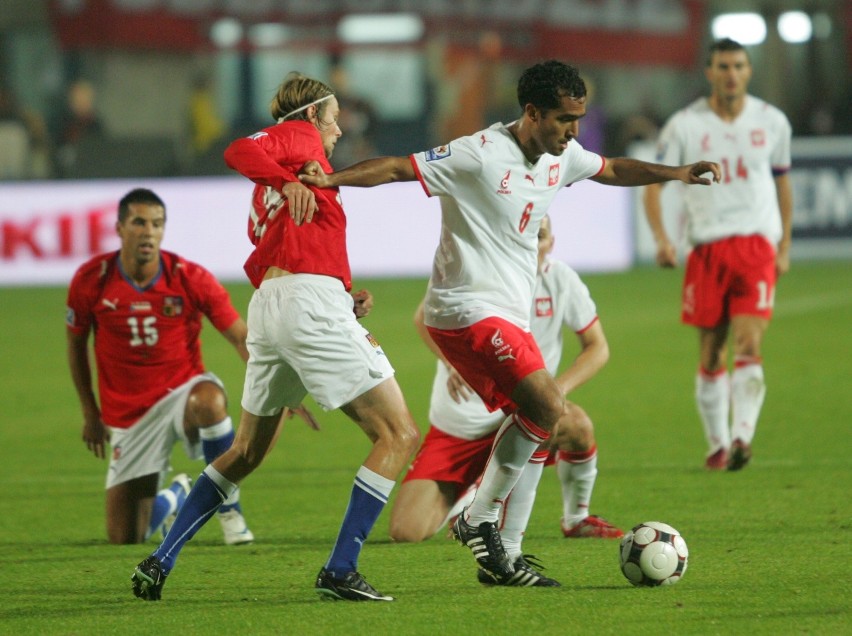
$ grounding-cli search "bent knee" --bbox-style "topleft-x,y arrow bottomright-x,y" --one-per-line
186,381 -> 228,426
388,515 -> 436,543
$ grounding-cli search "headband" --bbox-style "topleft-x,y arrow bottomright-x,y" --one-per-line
277,94 -> 334,123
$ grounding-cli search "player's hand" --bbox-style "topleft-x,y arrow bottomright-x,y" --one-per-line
446,367 -> 474,404
352,289 -> 374,319
82,414 -> 109,459
655,238 -> 678,268
286,404 -> 320,431
282,181 -> 318,226
683,161 -> 721,185
299,161 -> 331,188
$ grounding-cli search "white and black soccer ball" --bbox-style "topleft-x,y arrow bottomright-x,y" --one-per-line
619,521 -> 688,587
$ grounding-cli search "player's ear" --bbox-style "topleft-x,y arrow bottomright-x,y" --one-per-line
524,103 -> 538,123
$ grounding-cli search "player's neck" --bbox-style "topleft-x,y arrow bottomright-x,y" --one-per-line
709,93 -> 746,122
507,120 -> 542,165
119,252 -> 160,287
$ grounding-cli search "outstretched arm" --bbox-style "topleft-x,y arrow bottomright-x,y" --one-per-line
300,156 -> 417,189
592,157 -> 720,187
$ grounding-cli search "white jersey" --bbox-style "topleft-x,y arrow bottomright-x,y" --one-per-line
412,122 -> 604,331
655,96 -> 791,246
428,259 -> 598,440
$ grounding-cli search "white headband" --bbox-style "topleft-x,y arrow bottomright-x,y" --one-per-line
277,94 -> 334,123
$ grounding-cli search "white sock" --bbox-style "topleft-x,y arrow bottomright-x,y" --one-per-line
466,413 -> 547,526
558,449 -> 598,527
695,369 -> 731,454
443,483 -> 478,528
500,457 -> 544,561
730,359 -> 765,445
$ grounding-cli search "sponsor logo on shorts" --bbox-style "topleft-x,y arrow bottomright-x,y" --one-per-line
425,145 -> 451,161
491,328 -> 515,362
112,445 -> 122,461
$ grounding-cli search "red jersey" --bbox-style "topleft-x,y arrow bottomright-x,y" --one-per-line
223,120 -> 352,290
65,250 -> 240,429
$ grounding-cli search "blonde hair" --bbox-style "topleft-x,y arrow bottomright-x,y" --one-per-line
269,72 -> 335,122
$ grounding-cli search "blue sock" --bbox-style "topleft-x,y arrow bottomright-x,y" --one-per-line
146,490 -> 177,541
153,467 -> 235,573
324,466 -> 395,577
199,419 -> 242,515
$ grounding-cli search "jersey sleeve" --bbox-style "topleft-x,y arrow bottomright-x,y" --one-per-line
65,264 -> 99,335
559,263 -> 598,332
563,141 -> 606,186
223,130 -> 297,193
181,261 -> 240,332
770,111 -> 793,173
411,134 -> 483,198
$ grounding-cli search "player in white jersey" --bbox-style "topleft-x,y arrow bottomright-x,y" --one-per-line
301,60 -> 720,581
643,38 -> 793,472
389,216 -> 621,587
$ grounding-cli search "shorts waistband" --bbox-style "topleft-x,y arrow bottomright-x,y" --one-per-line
258,273 -> 345,292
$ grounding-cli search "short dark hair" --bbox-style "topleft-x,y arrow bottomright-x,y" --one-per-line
707,38 -> 749,66
517,60 -> 586,112
118,188 -> 166,222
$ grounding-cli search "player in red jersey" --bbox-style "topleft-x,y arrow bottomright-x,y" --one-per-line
132,73 -> 419,603
67,188 -> 292,545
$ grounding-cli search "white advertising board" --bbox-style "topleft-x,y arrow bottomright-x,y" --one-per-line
0,177 -> 632,286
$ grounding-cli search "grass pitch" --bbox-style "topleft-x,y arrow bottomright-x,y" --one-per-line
0,261 -> 850,635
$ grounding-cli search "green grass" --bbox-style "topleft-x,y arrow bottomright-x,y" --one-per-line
1,261 -> 850,635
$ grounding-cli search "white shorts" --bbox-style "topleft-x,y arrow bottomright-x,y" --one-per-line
105,372 -> 223,490
241,274 -> 395,414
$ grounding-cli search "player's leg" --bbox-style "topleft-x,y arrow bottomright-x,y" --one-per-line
465,369 -> 561,527
146,472 -> 192,542
479,451 -> 561,587
315,377 -> 419,601
131,409 -> 281,600
551,403 -> 622,539
390,426 -> 493,542
184,379 -> 253,545
106,473 -> 158,544
697,324 -> 732,468
725,236 -> 776,470
728,315 -> 768,470
389,479 -> 457,542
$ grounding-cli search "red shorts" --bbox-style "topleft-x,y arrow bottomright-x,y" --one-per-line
682,235 -> 777,328
402,425 -> 495,490
427,316 -> 546,414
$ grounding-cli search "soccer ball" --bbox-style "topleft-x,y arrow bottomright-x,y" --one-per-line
619,521 -> 688,587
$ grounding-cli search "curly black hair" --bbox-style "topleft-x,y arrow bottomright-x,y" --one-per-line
517,60 -> 586,112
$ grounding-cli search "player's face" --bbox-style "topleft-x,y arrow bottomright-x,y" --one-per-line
313,97 -> 342,159
706,50 -> 752,101
530,94 -> 586,157
537,216 -> 555,269
117,203 -> 165,265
